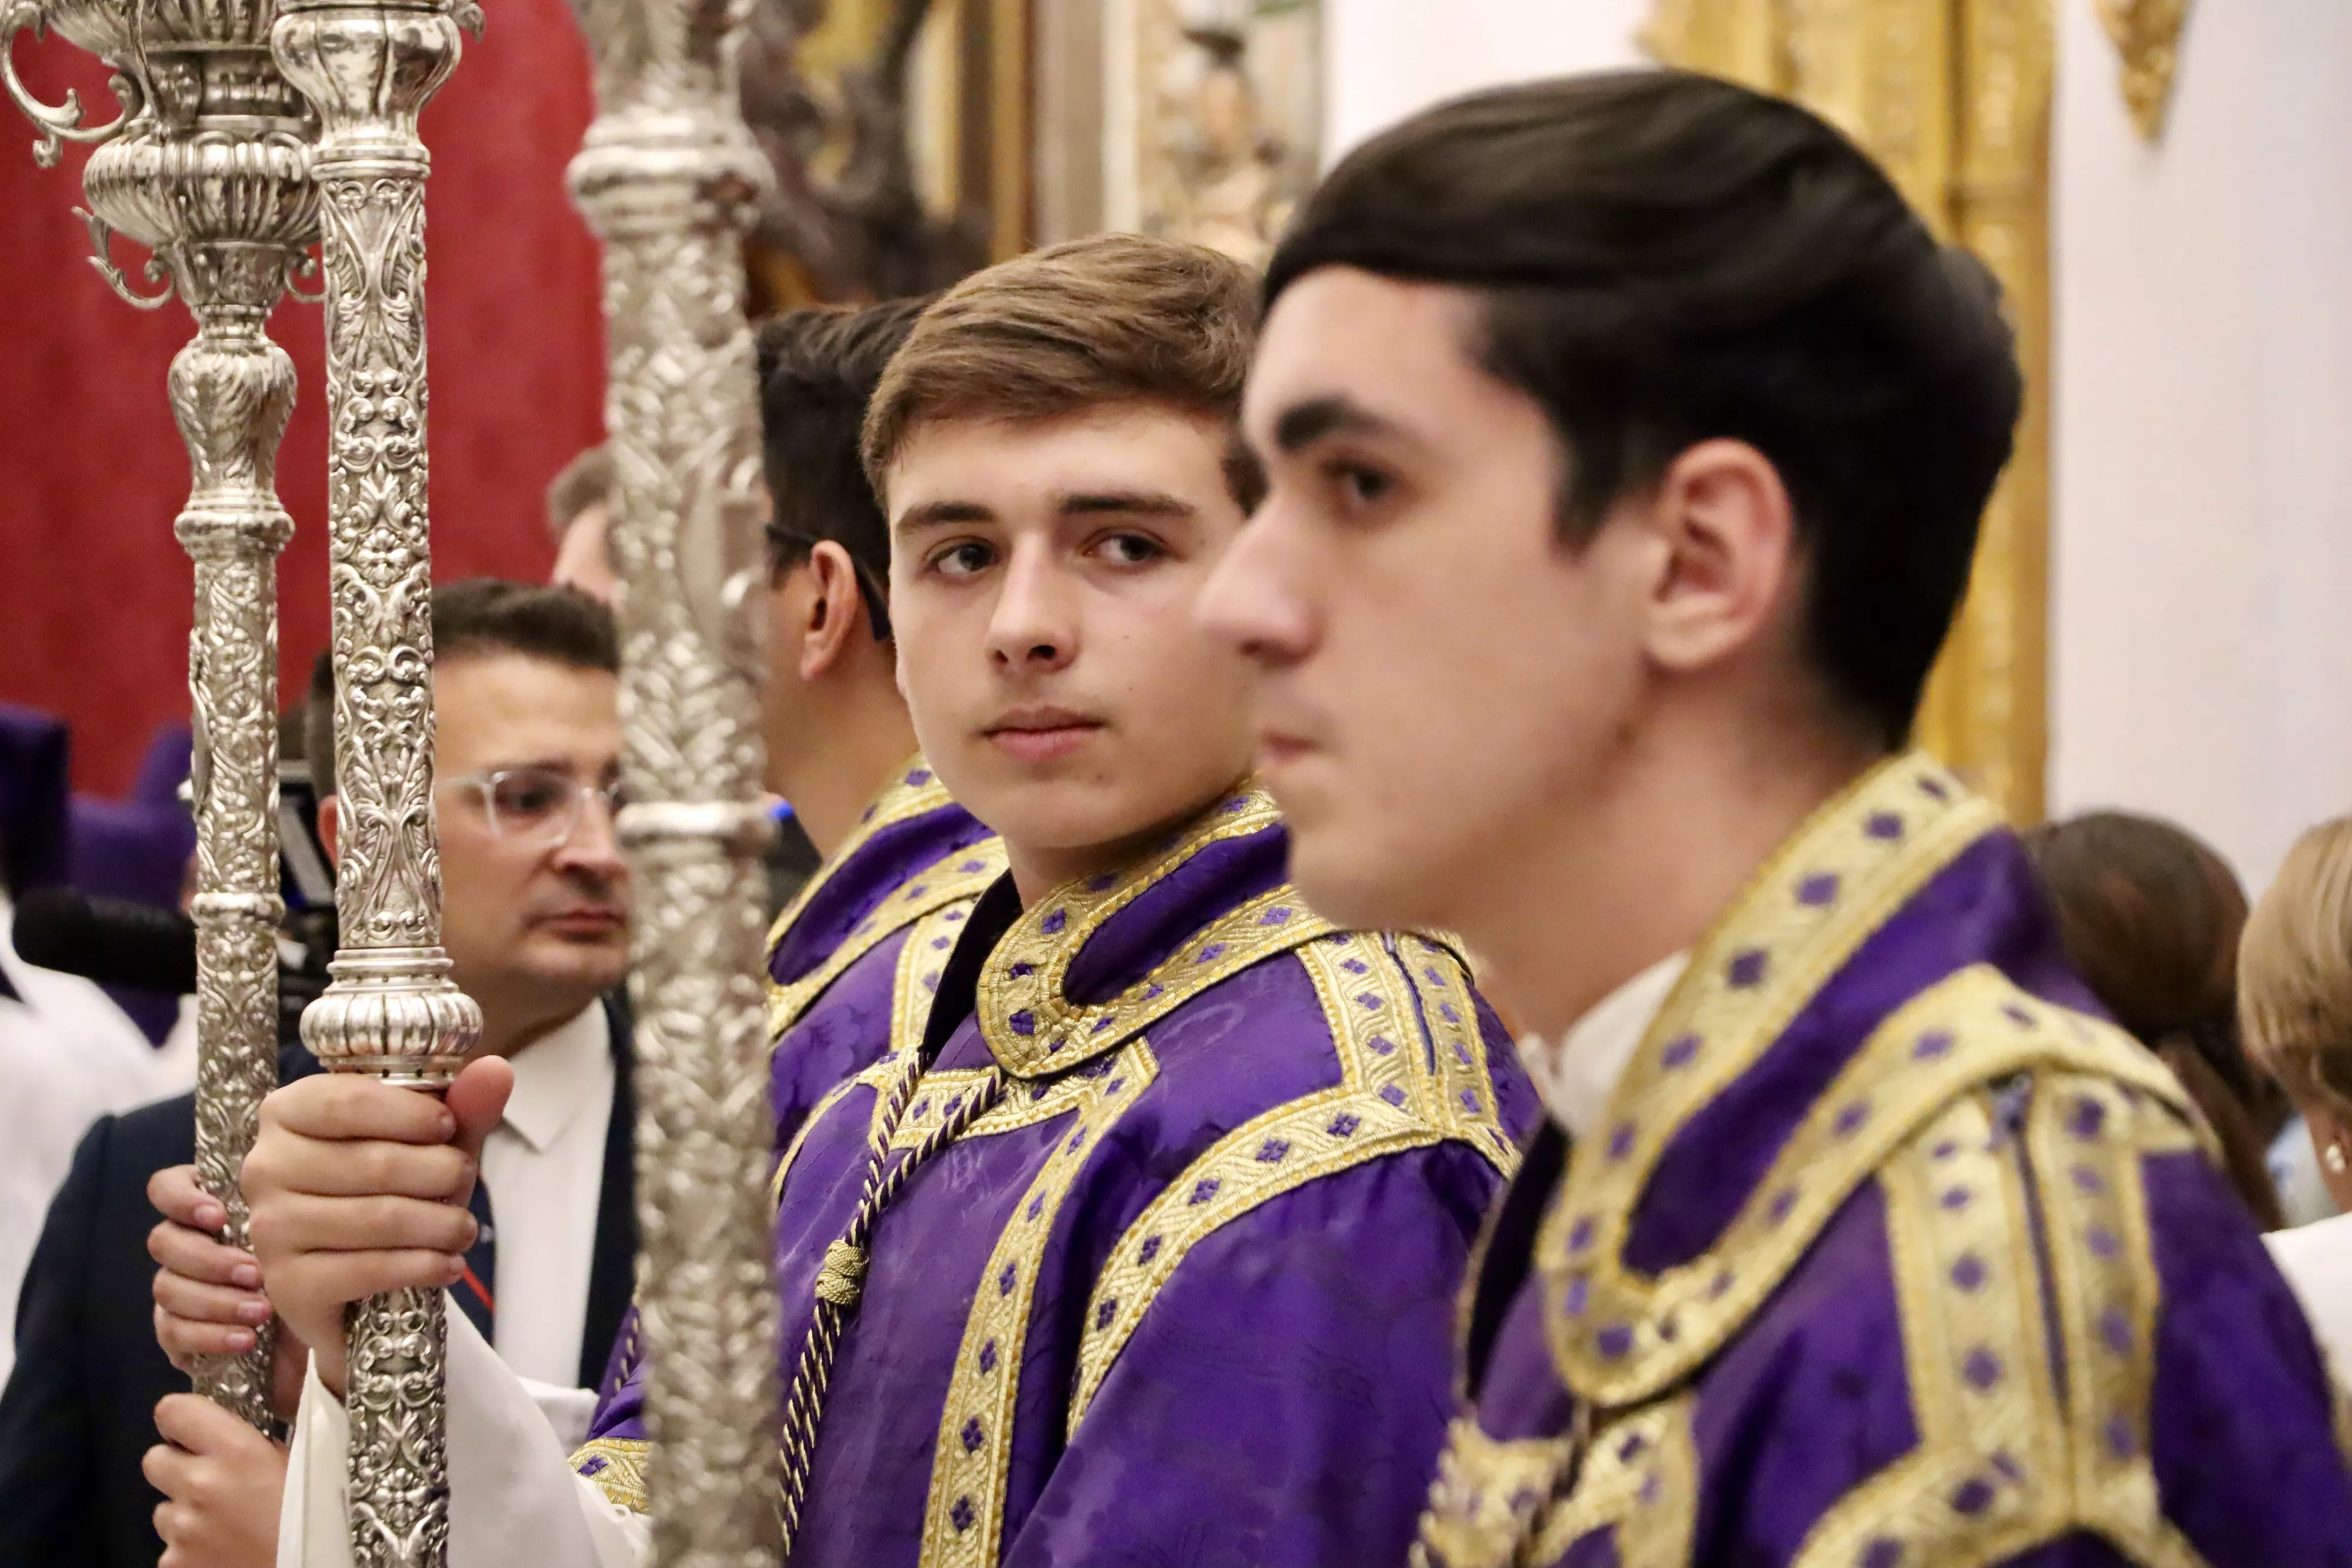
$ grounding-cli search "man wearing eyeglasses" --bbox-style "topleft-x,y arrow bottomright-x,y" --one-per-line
100,579 -> 641,1568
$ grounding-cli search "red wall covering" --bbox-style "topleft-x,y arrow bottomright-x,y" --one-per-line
0,2 -> 607,794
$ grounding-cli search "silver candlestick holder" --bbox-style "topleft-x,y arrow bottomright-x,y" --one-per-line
4,0 -> 320,1436
566,0 -> 779,1563
269,3 -> 482,1565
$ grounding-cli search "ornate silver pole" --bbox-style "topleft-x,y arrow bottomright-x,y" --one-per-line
270,4 -> 481,1564
566,3 -> 779,1564
4,0 -> 318,1432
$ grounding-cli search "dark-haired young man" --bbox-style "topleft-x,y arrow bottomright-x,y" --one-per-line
1204,71 -> 2352,1567
746,296 -> 1006,1151
243,236 -> 1534,1568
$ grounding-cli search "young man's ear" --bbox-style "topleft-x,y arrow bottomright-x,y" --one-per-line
792,541 -> 874,682
316,793 -> 340,868
1636,437 -> 1798,676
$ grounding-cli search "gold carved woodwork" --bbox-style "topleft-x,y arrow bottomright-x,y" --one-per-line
1647,0 -> 2052,824
2095,0 -> 2190,142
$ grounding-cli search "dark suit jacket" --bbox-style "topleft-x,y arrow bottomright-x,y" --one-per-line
0,999 -> 637,1568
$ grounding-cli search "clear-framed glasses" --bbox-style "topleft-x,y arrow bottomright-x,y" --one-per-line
440,766 -> 626,845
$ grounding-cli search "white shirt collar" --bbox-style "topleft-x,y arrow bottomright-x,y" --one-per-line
1518,952 -> 1691,1137
500,1003 -> 610,1155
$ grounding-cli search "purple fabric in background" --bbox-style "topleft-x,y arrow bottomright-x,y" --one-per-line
767,784 -> 992,988
69,725 -> 194,1044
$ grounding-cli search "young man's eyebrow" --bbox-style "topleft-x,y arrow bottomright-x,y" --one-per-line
1271,394 -> 1399,455
892,499 -> 996,534
1057,489 -> 1196,519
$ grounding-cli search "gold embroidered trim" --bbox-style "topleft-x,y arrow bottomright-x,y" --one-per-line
1791,1090 -> 2070,1566
1528,1394 -> 1700,1567
1397,933 -> 1519,1168
769,899 -> 978,1209
2029,1073 -> 2204,1568
976,789 -> 1341,1076
570,1436 -> 652,1515
1413,1417 -> 1578,1568
986,880 -> 1336,1077
1546,961 -> 2186,1407
766,835 -> 1005,1041
1065,933 -> 1517,1426
762,755 -> 952,959
917,1041 -> 1159,1568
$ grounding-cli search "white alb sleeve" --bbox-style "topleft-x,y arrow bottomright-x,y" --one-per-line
276,1302 -> 652,1568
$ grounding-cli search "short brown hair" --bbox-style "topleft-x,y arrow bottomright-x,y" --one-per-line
2241,817 -> 2352,1121
546,445 -> 615,539
861,233 -> 1257,496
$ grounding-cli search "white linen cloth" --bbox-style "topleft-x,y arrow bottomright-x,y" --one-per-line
280,1310 -> 645,1567
0,894 -> 189,1382
1514,951 -> 1691,1137
2267,1209 -> 2352,1386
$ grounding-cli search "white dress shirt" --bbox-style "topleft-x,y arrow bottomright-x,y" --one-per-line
2266,1210 -> 2352,1386
482,1002 -> 615,1390
0,894 -> 189,1384
1515,952 -> 1691,1137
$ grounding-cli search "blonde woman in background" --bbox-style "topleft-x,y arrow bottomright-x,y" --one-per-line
2241,815 -> 2352,1373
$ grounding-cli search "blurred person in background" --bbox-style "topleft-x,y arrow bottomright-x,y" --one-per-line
547,445 -> 619,606
2024,811 -> 2288,1229
0,707 -> 182,1387
1,582 -> 643,1568
2240,815 -> 2352,1375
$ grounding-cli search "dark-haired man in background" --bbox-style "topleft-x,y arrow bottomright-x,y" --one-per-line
13,582 -> 644,1567
1204,70 -> 2352,1566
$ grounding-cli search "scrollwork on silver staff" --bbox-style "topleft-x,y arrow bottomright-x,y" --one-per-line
270,3 -> 481,1564
6,0 -> 321,1433
565,1 -> 779,1563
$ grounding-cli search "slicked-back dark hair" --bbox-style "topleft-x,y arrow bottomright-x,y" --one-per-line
305,579 -> 619,800
1265,70 -> 2023,750
756,296 -> 935,641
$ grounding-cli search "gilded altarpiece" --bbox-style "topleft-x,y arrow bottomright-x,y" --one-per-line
1648,0 -> 2053,822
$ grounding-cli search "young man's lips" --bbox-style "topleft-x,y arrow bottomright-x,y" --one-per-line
986,723 -> 1102,764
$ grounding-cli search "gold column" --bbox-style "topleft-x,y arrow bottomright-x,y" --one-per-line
1648,0 -> 2052,822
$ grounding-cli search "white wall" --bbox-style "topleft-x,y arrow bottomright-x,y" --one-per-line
1323,0 -> 1650,159
2051,0 -> 2352,890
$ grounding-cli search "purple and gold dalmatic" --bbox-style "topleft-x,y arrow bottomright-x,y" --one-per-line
581,783 -> 1538,1564
1416,753 -> 2352,1568
582,759 -> 1004,1412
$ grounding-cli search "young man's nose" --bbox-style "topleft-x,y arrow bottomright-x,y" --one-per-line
985,548 -> 1079,671
1198,505 -> 1316,668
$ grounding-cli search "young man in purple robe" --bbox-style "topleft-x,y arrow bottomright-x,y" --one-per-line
243,233 -> 1537,1567
1201,71 -> 2352,1568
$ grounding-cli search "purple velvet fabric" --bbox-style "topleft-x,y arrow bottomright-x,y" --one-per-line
590,818 -> 1540,1567
1451,824 -> 2352,1568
